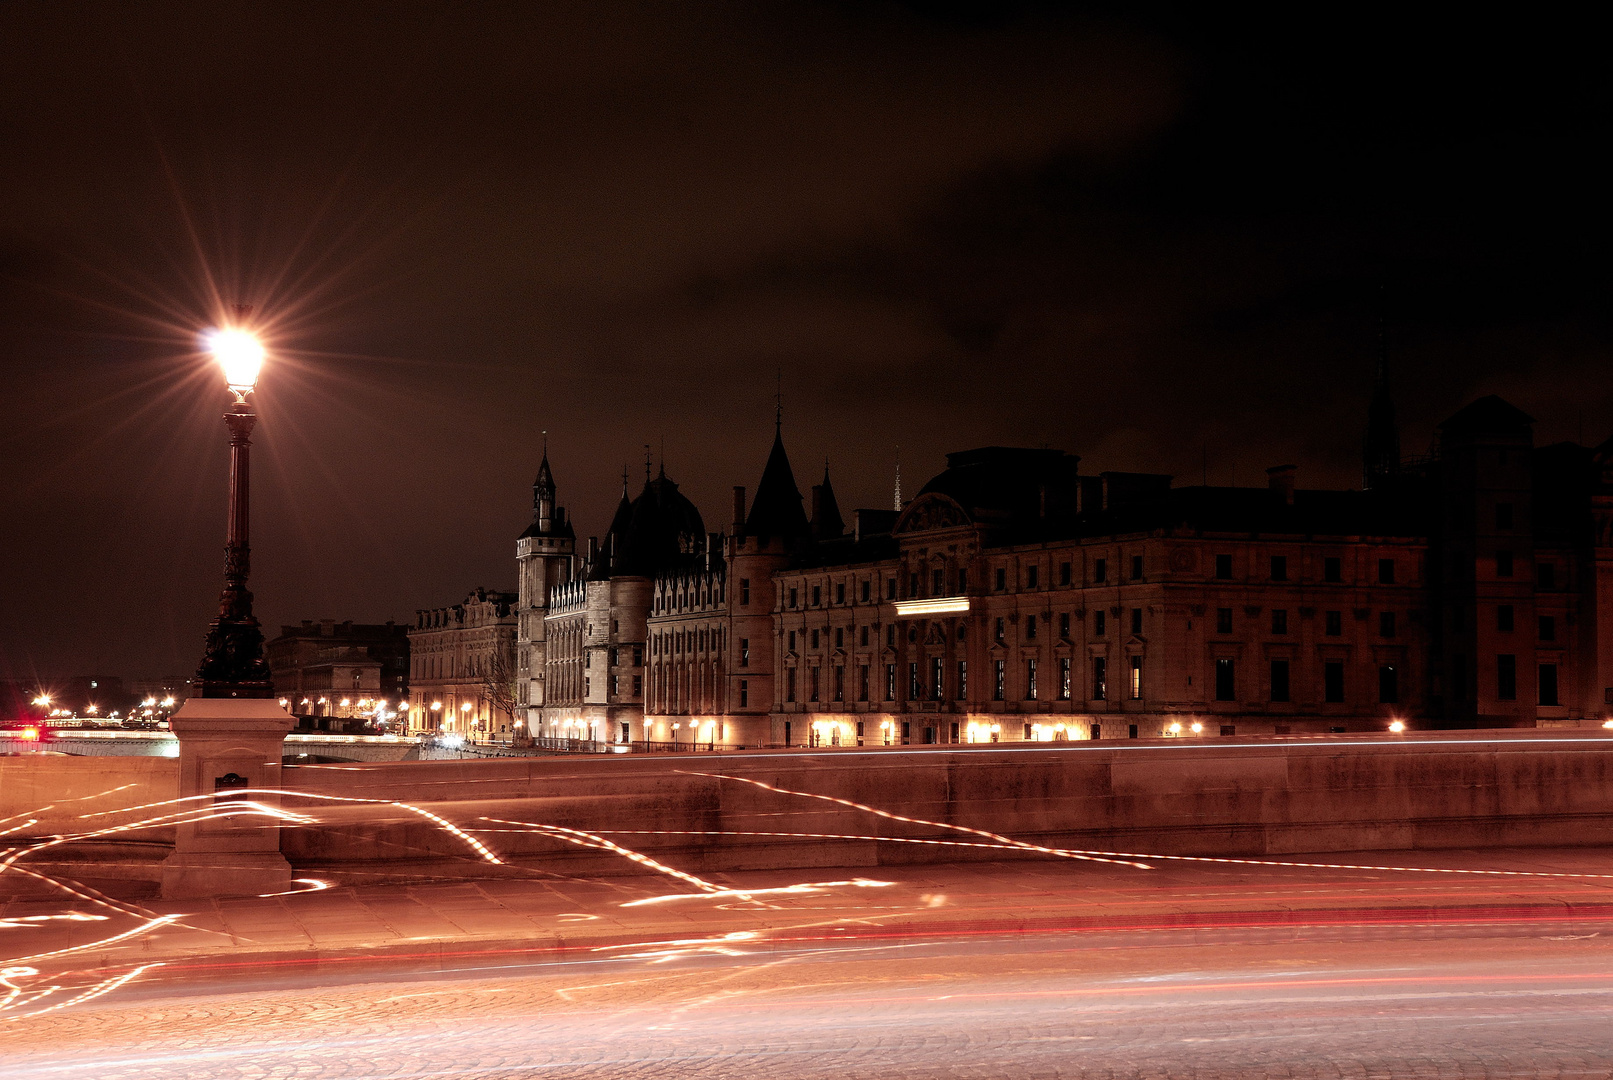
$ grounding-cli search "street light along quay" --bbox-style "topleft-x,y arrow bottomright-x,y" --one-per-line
193,318 -> 272,699
159,307 -> 297,899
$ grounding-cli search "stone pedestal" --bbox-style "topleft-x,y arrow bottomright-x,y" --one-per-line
160,698 -> 296,899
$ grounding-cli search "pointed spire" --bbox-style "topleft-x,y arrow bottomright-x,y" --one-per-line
745,417 -> 810,541
893,446 -> 903,511
811,460 -> 845,541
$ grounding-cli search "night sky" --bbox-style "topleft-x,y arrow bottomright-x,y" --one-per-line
3,3 -> 1609,683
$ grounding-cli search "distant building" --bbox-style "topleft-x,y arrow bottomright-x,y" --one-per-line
266,620 -> 409,719
508,378 -> 1613,748
407,589 -> 518,738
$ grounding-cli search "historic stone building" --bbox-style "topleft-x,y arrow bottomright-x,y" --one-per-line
406,587 -> 518,738
266,619 -> 409,720
509,379 -> 1613,749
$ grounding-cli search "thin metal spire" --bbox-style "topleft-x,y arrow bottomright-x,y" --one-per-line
893,446 -> 902,511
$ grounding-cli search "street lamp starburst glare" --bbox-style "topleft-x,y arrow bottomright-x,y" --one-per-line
208,327 -> 266,398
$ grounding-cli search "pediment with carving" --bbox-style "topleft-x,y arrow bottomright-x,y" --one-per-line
894,493 -> 973,534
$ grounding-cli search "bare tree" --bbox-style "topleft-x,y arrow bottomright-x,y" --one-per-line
481,645 -> 520,741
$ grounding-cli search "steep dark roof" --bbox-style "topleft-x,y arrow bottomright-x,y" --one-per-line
517,451 -> 576,540
918,446 -> 1080,522
745,426 -> 811,540
811,465 -> 845,541
1440,395 -> 1534,437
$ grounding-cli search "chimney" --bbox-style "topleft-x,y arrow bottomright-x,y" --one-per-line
732,486 -> 746,535
1267,465 -> 1297,505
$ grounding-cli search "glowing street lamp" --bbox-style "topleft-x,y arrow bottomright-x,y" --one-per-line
194,310 -> 274,698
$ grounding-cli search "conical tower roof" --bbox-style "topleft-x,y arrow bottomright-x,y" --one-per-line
811,463 -> 845,541
745,423 -> 810,541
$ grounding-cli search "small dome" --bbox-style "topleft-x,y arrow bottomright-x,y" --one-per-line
612,470 -> 706,577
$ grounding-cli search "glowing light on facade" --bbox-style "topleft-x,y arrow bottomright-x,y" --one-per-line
893,597 -> 970,617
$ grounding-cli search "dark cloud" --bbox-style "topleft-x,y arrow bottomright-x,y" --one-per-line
1,2 -> 1609,681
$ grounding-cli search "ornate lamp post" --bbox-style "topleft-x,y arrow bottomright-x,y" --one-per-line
161,314 -> 295,899
195,325 -> 273,697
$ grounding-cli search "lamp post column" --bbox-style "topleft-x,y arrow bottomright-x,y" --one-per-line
162,326 -> 295,900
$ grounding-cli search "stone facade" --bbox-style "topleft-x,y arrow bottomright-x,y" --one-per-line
406,588 -> 518,737
265,620 -> 408,719
509,389 -> 1613,750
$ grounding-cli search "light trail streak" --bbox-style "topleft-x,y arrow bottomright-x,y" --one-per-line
1,963 -> 164,1023
4,914 -> 179,965
481,818 -> 721,893
0,914 -> 108,930
703,772 -> 1155,870
621,879 -> 896,907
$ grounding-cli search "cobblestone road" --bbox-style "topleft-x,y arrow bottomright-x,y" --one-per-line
7,924 -> 1613,1078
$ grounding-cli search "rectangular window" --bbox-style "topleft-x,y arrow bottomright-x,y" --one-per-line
788,587 -> 798,609
1060,613 -> 1071,638
958,568 -> 968,592
995,567 -> 1007,591
1270,555 -> 1287,581
1215,554 -> 1233,579
884,664 -> 896,701
812,585 -> 822,607
886,625 -> 896,647
1496,551 -> 1514,577
858,665 -> 869,701
1497,654 -> 1517,700
1060,561 -> 1072,586
835,627 -> 844,648
786,669 -> 796,702
957,660 -> 968,700
1130,608 -> 1143,635
1129,656 -> 1142,700
1092,657 -> 1106,700
810,629 -> 820,649
1059,657 -> 1071,700
1027,565 -> 1040,589
1324,556 -> 1342,583
834,665 -> 844,702
1094,610 -> 1106,636
1497,605 -> 1514,632
1496,502 -> 1513,530
1270,659 -> 1290,702
1538,563 -> 1556,589
736,638 -> 749,668
1539,615 -> 1556,641
1026,658 -> 1038,700
909,573 -> 920,598
1324,660 -> 1345,703
1378,558 -> 1396,584
1325,610 -> 1342,636
1539,663 -> 1559,706
632,645 -> 643,666
1093,557 -> 1107,584
608,646 -> 618,666
994,660 -> 1006,701
1025,615 -> 1037,640
931,657 -> 943,700
1217,608 -> 1233,634
1215,658 -> 1235,701
860,625 -> 869,647
836,582 -> 846,605
740,579 -> 751,605
788,630 -> 796,652
1379,611 -> 1396,637
932,568 -> 944,595
995,616 -> 1005,641
1271,609 -> 1288,635
1131,554 -> 1144,580
739,679 -> 749,707
886,578 -> 896,600
1379,664 -> 1398,703
857,579 -> 869,603
632,674 -> 642,695
611,674 -> 619,696
909,662 -> 920,700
